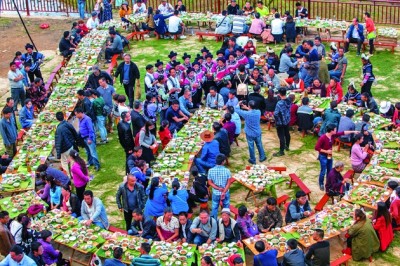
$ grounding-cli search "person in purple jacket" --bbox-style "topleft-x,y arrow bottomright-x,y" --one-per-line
38,230 -> 64,265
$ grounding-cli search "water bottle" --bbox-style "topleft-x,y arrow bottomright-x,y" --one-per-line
173,129 -> 177,139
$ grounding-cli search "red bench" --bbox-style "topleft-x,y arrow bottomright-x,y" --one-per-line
277,194 -> 289,207
373,40 -> 397,53
267,166 -> 287,174
334,138 -> 352,152
196,32 -> 224,42
108,225 -> 127,235
126,30 -> 149,41
343,169 -> 355,184
288,173 -> 311,199
107,54 -> 121,75
314,193 -> 332,212
330,254 -> 352,266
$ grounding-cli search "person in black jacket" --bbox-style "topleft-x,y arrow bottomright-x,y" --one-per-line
84,65 -> 113,90
129,208 -> 158,239
188,169 -> 209,205
126,146 -> 143,173
60,186 -> 81,217
58,31 -> 75,58
76,89 -> 95,121
213,122 -> 231,157
227,0 -> 240,15
28,242 -> 46,266
116,174 -> 146,231
178,212 -> 194,244
248,85 -> 266,114
114,54 -> 141,108
131,100 -> 146,139
55,112 -> 78,172
117,111 -> 135,174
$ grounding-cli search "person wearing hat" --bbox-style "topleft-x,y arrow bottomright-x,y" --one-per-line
343,83 -> 361,106
195,130 -> 220,174
227,0 -> 240,15
181,53 -> 192,70
114,54 -> 141,108
168,10 -> 186,39
0,107 -> 17,157
202,54 -> 217,95
153,60 -> 167,80
119,2 -> 132,25
182,68 -> 202,107
329,46 -> 347,81
58,31 -> 75,58
235,47 -> 248,66
21,43 -> 44,83
166,51 -> 178,72
360,92 -> 379,114
133,0 -> 147,14
216,208 -> 241,246
326,77 -> 343,103
216,10 -> 232,34
200,46 -> 210,59
305,229 -> 330,266
86,11 -> 100,30
380,101 -> 395,120
338,109 -> 356,142
360,53 -> 375,97
158,0 -> 174,14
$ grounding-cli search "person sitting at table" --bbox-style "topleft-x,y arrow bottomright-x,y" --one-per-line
373,202 -> 393,252
38,230 -> 66,266
80,190 -> 109,229
37,164 -> 71,189
227,0 -> 240,15
188,169 -> 209,206
295,41 -> 309,58
168,179 -> 189,215
283,239 -> 305,266
133,0 -> 146,14
253,240 -> 278,266
1,245 -> 37,266
255,1 -> 269,17
257,197 -> 283,232
175,0 -> 186,12
393,102 -> 400,129
29,242 -> 46,266
343,83 -> 362,106
344,209 -> 380,261
249,12 -> 266,36
242,1 -> 253,14
119,2 -> 132,25
132,242 -> 161,266
319,101 -> 341,136
190,210 -> 218,246
295,2 -> 308,18
129,208 -> 158,239
165,100 -> 189,133
86,12 -> 99,30
326,77 -> 343,103
360,92 -> 379,114
307,78 -> 326,97
297,97 -> 314,133
153,9 -> 173,39
271,13 -> 284,43
216,208 -> 242,246
156,207 -> 179,242
206,87 -> 224,109
144,176 -> 168,217
285,190 -> 312,223
325,161 -> 348,197
286,74 -> 304,93
195,130 -> 219,174
265,69 -> 280,90
48,177 -> 61,210
19,99 -> 34,129
215,10 -> 232,35
104,247 -> 125,266
338,109 -> 355,142
60,186 -> 81,218
237,205 -> 259,238
390,187 -> 400,229
305,229 -> 330,266
279,47 -> 298,78
178,212 -> 193,244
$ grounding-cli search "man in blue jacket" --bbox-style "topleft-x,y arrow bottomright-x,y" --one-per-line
345,18 -> 365,56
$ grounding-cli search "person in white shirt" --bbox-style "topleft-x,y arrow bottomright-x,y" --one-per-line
271,12 -> 284,43
86,11 -> 100,30
215,10 -> 232,35
158,0 -> 174,14
168,10 -> 186,39
133,0 -> 147,14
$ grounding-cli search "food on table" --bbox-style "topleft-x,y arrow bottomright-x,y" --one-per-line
233,164 -> 285,190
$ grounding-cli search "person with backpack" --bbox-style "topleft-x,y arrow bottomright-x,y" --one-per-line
273,87 -> 291,157
91,90 -> 108,145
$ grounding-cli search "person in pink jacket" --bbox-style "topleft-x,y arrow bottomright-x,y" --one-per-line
69,149 -> 90,202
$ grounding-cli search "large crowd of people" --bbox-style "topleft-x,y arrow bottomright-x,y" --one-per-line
1,1 -> 400,266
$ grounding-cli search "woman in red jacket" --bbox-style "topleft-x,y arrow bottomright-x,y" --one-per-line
326,77 -> 343,103
390,187 -> 400,229
364,12 -> 376,55
373,202 -> 393,251
158,120 -> 172,148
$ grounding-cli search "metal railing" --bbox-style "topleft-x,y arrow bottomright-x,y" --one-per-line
2,0 -> 400,24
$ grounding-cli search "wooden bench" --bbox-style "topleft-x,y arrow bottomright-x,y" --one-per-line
267,166 -> 287,174
277,194 -> 289,207
315,193 -> 332,212
107,54 -> 121,75
370,40 -> 397,54
334,138 -> 352,152
196,32 -> 224,42
288,173 -> 311,199
343,169 -> 355,184
126,30 -> 149,41
108,225 -> 127,235
330,254 -> 352,266
154,32 -> 170,40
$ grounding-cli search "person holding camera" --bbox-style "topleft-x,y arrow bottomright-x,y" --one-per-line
234,100 -> 266,164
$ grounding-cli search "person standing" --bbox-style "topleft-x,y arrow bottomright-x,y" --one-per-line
55,112 -> 78,172
0,211 -> 15,256
138,121 -> 158,164
131,100 -> 146,139
69,150 -> 90,202
274,88 -> 291,157
364,12 -> 376,55
8,62 -> 25,111
2,98 -> 17,130
85,65 -> 113,90
22,43 -> 44,82
78,0 -> 86,19
360,54 -> 375,97
114,54 -> 141,108
207,154 -> 233,219
195,130 -> 220,174
116,174 -> 146,231
97,77 -> 116,134
0,107 -> 17,157
91,90 -> 108,144
117,111 -> 134,174
235,100 -> 267,164
75,107 -> 100,171
344,18 -> 365,56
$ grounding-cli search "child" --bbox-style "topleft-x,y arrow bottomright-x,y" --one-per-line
243,39 -> 257,55
13,51 -> 24,69
158,120 -> 172,148
112,94 -> 120,128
